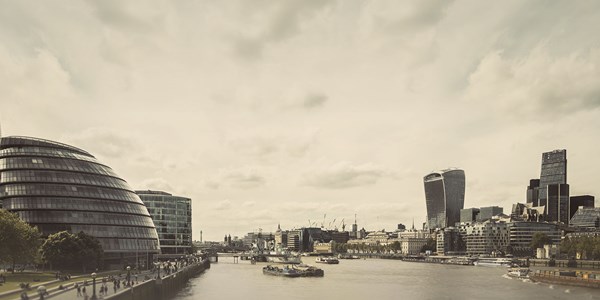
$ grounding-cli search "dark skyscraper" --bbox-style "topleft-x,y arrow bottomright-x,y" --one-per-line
569,195 -> 595,220
526,179 -> 540,206
538,149 -> 569,223
424,168 -> 465,230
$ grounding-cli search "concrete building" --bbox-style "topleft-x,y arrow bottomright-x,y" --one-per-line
508,221 -> 561,255
401,238 -> 429,255
460,208 -> 480,223
477,206 -> 504,222
436,227 -> 464,255
136,190 -> 192,255
0,136 -> 160,267
424,169 -> 466,229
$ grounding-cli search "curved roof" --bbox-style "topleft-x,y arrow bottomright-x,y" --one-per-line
0,136 -> 93,157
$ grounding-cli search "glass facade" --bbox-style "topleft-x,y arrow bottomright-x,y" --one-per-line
136,190 -> 192,254
424,169 -> 465,229
569,195 -> 595,220
0,136 -> 160,260
570,207 -> 600,228
538,150 -> 568,221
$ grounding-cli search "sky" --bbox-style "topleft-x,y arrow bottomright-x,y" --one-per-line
1,0 -> 600,241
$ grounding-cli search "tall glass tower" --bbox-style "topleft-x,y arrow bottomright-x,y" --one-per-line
538,149 -> 569,223
423,169 -> 466,230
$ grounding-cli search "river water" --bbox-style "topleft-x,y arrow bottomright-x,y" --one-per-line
173,257 -> 599,300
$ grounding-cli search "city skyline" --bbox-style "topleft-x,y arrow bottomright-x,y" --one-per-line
1,1 -> 600,241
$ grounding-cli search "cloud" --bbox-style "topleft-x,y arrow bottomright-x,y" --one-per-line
138,178 -> 175,193
301,162 -> 395,189
206,168 -> 266,189
464,47 -> 600,119
233,0 -> 334,60
214,199 -> 232,211
227,133 -> 316,159
63,127 -> 138,158
366,0 -> 455,34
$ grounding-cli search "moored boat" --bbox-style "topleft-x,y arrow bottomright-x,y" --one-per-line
507,267 -> 530,278
474,257 -> 513,267
263,265 -> 301,277
315,256 -> 339,264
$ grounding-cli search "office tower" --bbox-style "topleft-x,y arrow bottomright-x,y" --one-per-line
569,195 -> 595,220
424,168 -> 466,229
0,136 -> 160,266
137,190 -> 192,254
460,208 -> 480,223
478,206 -> 504,221
526,179 -> 540,206
538,150 -> 569,223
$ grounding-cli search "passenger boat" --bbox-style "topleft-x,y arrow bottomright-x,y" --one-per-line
507,267 -> 530,278
262,265 -> 301,277
268,255 -> 302,264
315,256 -> 339,264
474,257 -> 513,267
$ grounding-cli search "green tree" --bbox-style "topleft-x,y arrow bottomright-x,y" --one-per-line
0,210 -> 41,273
421,238 -> 436,253
41,231 -> 103,272
390,241 -> 401,253
530,233 -> 551,250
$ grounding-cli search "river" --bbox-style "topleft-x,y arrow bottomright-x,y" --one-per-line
173,257 -> 599,300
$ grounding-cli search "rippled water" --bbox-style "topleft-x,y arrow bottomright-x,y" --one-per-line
174,257 -> 599,300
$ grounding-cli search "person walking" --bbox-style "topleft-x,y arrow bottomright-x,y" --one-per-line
76,283 -> 81,297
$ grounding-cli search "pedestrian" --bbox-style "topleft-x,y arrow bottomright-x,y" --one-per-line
20,291 -> 28,300
76,284 -> 81,297
82,286 -> 86,295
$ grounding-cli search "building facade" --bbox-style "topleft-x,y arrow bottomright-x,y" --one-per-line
0,136 -> 160,267
538,150 -> 569,223
423,169 -> 466,229
460,208 -> 480,223
459,221 -> 509,256
136,190 -> 192,255
569,195 -> 595,220
570,207 -> 600,228
526,179 -> 540,207
508,221 -> 561,255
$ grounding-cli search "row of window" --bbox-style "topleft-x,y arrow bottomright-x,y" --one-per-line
4,197 -> 150,216
0,137 -> 91,156
1,183 -> 143,204
38,224 -> 159,239
0,146 -> 99,165
157,227 -> 191,234
98,238 -> 160,251
147,209 -> 191,217
0,157 -> 118,177
0,170 -> 130,190
17,210 -> 156,227
142,199 -> 191,208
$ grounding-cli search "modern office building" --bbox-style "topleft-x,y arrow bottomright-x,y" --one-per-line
478,206 -> 504,222
436,227 -> 464,255
570,207 -> 600,228
526,179 -> 540,206
569,195 -> 595,220
0,136 -> 160,267
424,169 -> 466,229
537,150 -> 569,223
459,220 -> 509,256
508,221 -> 561,255
460,208 -> 480,223
136,190 -> 192,255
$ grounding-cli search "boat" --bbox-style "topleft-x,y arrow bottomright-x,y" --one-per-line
295,265 -> 325,277
315,256 -> 339,264
474,257 -> 513,267
267,255 -> 302,264
507,267 -> 530,278
263,265 -> 301,277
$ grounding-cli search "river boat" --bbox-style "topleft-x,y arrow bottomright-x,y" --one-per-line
268,255 -> 302,264
474,257 -> 513,267
530,269 -> 600,288
315,256 -> 339,264
295,265 -> 325,277
263,265 -> 301,278
507,267 -> 530,278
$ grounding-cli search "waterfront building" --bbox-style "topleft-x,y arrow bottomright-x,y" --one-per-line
526,179 -> 540,207
136,190 -> 192,255
570,207 -> 600,228
330,231 -> 350,244
508,221 -> 561,255
400,238 -> 429,255
460,208 -> 479,223
537,150 -> 569,223
569,195 -> 595,220
397,229 -> 430,239
274,225 -> 288,250
459,220 -> 509,256
0,136 -> 160,267
313,241 -> 334,254
287,230 -> 302,251
436,227 -> 464,255
423,169 -> 466,229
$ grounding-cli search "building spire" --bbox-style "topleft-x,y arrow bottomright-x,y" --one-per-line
412,218 -> 415,230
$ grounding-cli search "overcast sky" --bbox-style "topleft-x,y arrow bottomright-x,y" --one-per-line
1,0 -> 600,241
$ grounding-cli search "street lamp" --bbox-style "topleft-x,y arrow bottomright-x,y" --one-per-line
91,272 -> 97,300
37,286 -> 46,300
126,266 -> 131,287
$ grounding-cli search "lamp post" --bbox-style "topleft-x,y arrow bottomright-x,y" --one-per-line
126,266 -> 131,287
91,272 -> 97,300
37,286 -> 46,300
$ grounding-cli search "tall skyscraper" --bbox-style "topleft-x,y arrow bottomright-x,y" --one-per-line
526,179 -> 540,206
538,150 -> 569,223
423,168 -> 465,229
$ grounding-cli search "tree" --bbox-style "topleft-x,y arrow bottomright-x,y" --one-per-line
530,233 -> 551,250
421,238 -> 436,253
41,231 -> 103,272
390,241 -> 401,253
0,210 -> 41,273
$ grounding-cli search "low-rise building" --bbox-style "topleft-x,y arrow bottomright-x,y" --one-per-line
459,220 -> 509,256
401,238 -> 429,255
314,241 -> 334,254
508,221 -> 561,255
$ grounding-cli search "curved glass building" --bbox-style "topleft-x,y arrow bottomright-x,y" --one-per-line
424,168 -> 465,230
0,136 -> 160,267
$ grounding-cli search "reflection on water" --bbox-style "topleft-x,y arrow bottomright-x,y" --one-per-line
174,257 -> 599,300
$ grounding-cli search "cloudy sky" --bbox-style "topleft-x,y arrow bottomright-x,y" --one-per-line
1,0 -> 600,241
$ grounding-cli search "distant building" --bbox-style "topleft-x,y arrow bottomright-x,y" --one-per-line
459,220 -> 509,256
423,169 -> 466,229
330,231 -> 349,244
460,208 -> 480,223
569,195 -> 595,220
287,230 -> 302,251
313,241 -> 334,254
477,206 -> 504,222
511,203 -> 545,222
570,207 -> 600,229
436,227 -> 464,255
508,221 -> 561,255
274,224 -> 288,250
526,179 -> 540,207
397,224 -> 406,231
401,238 -> 429,255
537,150 -> 569,223
137,190 -> 192,255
